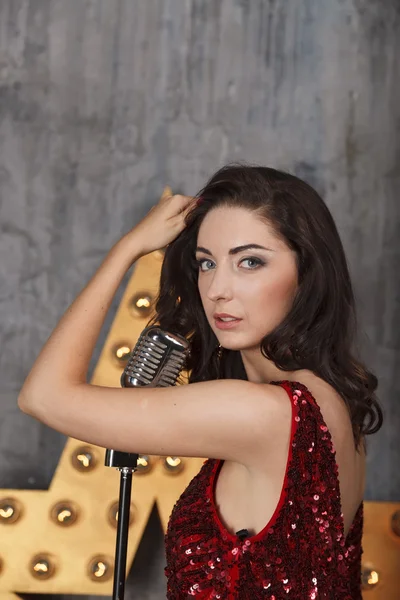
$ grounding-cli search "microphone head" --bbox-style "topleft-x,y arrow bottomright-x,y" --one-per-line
120,326 -> 190,388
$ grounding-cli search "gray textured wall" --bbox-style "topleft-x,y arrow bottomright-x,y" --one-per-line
0,0 -> 399,598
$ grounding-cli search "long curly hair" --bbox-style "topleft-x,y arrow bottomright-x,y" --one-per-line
148,164 -> 383,450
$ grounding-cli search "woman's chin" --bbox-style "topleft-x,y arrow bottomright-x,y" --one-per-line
227,339 -> 266,353
219,340 -> 260,353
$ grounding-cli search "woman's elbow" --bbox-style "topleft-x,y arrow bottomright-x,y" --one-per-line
18,389 -> 35,415
17,382 -> 45,417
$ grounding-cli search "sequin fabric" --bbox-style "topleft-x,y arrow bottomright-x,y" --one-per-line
164,380 -> 363,599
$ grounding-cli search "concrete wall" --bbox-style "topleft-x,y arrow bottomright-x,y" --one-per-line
0,0 -> 399,597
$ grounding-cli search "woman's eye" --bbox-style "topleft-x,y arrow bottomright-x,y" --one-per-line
195,258 -> 214,271
240,257 -> 265,269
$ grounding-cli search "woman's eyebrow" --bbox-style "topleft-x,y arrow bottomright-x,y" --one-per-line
195,244 -> 275,256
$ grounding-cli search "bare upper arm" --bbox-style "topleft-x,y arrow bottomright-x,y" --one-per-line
20,379 -> 283,466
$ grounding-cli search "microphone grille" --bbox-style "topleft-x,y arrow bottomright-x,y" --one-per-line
121,326 -> 189,388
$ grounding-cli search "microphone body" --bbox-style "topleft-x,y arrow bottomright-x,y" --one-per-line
105,326 -> 190,468
120,326 -> 189,388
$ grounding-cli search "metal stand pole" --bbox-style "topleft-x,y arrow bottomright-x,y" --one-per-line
105,450 -> 139,600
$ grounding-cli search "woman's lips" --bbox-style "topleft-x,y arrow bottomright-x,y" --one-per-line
214,317 -> 242,330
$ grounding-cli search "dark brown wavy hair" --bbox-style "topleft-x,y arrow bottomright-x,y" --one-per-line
148,164 -> 383,450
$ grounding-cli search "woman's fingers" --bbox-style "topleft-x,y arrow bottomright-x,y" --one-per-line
177,195 -> 196,213
159,185 -> 173,203
164,193 -> 195,217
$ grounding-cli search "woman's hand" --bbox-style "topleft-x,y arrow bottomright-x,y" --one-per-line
128,186 -> 196,256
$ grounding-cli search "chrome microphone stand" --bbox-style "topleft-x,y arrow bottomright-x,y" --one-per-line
104,326 -> 189,600
104,448 -> 139,600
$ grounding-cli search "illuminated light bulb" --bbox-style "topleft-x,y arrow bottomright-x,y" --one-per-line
391,509 -> 400,536
162,456 -> 184,474
135,454 -> 152,474
87,555 -> 113,582
30,554 -> 56,580
71,446 -> 97,472
111,343 -> 132,366
50,501 -> 79,526
107,500 -> 135,529
0,497 -> 23,524
361,565 -> 380,589
128,292 -> 154,318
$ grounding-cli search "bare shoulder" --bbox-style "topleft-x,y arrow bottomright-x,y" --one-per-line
259,371 -> 353,444
293,371 -> 355,443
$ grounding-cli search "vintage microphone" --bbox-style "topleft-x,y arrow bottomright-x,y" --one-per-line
104,325 -> 190,600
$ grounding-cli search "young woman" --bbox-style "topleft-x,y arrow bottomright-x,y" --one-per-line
19,165 -> 382,599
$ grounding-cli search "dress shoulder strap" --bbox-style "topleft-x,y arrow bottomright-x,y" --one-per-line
271,380 -> 354,545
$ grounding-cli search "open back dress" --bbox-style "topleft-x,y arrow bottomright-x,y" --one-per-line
164,380 -> 363,599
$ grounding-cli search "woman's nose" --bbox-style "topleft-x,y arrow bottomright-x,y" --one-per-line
206,268 -> 233,302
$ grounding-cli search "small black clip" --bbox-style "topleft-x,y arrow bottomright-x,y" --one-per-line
235,528 -> 249,541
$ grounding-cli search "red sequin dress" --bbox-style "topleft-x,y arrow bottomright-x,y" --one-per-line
164,380 -> 363,599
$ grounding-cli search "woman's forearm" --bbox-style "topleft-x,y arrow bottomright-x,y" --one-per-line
18,233 -> 144,412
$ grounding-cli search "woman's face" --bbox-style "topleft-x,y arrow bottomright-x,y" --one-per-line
196,206 -> 298,352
